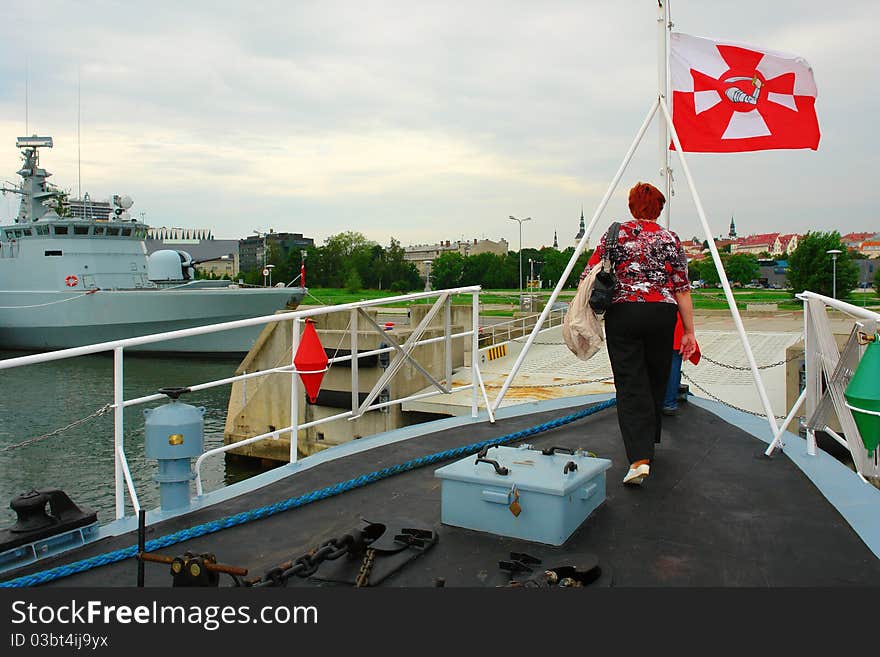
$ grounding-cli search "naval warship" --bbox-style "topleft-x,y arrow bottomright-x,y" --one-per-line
0,136 -> 306,354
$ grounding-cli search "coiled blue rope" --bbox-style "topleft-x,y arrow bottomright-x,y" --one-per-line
1,398 -> 615,588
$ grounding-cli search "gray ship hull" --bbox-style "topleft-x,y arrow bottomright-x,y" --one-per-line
0,286 -> 306,354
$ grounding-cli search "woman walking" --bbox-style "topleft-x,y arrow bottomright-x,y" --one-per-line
584,182 -> 696,485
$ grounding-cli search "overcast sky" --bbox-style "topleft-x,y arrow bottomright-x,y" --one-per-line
1,1 -> 876,249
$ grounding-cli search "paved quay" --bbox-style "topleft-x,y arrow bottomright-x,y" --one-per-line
401,309 -> 860,420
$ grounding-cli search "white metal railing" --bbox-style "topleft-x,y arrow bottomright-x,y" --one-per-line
478,308 -> 566,348
0,286 -> 489,520
764,291 -> 880,481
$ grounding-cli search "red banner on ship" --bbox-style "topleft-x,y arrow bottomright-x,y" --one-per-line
669,32 -> 820,153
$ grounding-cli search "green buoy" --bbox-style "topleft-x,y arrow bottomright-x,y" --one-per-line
845,335 -> 880,453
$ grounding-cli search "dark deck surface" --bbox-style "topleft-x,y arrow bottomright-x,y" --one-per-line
6,400 -> 880,587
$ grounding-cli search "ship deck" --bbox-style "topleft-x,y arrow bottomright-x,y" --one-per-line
4,396 -> 880,588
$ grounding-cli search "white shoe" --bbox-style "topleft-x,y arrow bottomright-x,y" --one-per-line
623,463 -> 650,485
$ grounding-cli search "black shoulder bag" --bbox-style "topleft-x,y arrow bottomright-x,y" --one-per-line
588,222 -> 621,314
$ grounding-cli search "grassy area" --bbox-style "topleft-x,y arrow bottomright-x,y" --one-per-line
305,286 -> 878,312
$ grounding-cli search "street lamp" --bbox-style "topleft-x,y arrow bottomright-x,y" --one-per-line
266,263 -> 275,287
826,249 -> 842,299
509,215 -> 531,305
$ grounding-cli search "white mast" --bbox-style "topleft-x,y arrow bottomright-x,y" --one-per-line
77,68 -> 82,201
658,0 -> 671,228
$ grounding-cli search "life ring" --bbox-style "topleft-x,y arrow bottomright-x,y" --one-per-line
65,275 -> 79,287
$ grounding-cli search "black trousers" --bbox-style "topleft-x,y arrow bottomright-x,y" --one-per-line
604,302 -> 678,464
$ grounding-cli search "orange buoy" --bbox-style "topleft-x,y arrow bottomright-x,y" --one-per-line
293,319 -> 328,403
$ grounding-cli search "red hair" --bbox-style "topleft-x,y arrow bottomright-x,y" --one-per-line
628,182 -> 666,221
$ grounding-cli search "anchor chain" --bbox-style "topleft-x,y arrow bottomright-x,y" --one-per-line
0,404 -> 113,453
355,549 -> 377,588
250,534 -> 356,587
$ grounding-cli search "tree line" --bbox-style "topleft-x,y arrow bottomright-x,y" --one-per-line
230,229 -> 872,298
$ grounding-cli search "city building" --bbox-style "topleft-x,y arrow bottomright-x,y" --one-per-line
773,233 -> 799,256
730,233 -> 779,255
238,230 -> 314,273
843,232 -> 876,250
66,196 -> 112,221
404,237 -> 509,279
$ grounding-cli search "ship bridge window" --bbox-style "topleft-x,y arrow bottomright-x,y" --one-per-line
121,227 -> 132,237
35,225 -> 49,235
22,228 -> 32,237
53,225 -> 69,236
94,226 -> 106,236
107,227 -> 120,236
74,225 -> 90,235
44,250 -> 63,256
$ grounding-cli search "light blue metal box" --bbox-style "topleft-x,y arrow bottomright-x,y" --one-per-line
434,445 -> 612,546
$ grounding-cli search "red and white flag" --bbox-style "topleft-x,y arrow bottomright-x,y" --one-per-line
670,32 -> 820,152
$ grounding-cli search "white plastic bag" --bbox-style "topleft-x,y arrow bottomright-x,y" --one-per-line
562,264 -> 605,361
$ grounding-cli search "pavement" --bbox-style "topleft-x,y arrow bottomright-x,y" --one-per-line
401,308 -> 861,420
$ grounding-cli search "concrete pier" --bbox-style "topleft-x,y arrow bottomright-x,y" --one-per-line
223,305 -> 468,461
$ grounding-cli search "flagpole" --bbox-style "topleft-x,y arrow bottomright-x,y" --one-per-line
657,0 -> 671,229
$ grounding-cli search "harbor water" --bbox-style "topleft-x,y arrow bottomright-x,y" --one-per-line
0,351 -> 268,527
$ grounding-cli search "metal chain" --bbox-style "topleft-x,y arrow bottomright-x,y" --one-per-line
680,372 -> 787,420
252,534 -> 354,587
0,404 -> 113,453
698,350 -> 802,371
355,548 -> 376,588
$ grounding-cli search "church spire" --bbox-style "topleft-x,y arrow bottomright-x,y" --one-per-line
575,206 -> 585,240
728,215 -> 737,239
553,230 -> 558,249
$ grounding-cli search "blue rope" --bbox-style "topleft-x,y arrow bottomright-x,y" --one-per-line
1,398 -> 616,588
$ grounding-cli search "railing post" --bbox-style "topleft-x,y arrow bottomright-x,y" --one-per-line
290,318 -> 301,463
444,295 -> 452,392
804,301 -> 818,456
351,309 -> 359,414
113,346 -> 125,519
472,291 -> 479,417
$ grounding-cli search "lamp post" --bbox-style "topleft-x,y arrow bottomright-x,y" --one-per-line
826,249 -> 842,299
509,215 -> 531,306
266,263 -> 275,287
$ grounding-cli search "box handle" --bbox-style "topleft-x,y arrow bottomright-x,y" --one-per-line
481,489 -> 512,505
474,457 -> 509,476
563,461 -> 578,475
579,483 -> 598,501
541,446 -> 574,456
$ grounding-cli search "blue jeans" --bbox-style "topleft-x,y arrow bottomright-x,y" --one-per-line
664,351 -> 683,410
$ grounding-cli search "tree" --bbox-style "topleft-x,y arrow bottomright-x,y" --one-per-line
430,252 -> 465,289
687,259 -> 702,283
383,238 -> 421,291
698,257 -> 721,286
725,253 -> 760,285
787,231 -> 859,298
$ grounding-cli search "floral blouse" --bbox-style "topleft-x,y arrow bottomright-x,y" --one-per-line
582,220 -> 690,304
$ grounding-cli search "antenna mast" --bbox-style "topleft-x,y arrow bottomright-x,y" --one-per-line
77,69 -> 82,200
25,60 -> 29,134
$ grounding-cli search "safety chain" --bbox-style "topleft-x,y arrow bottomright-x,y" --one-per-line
355,549 -> 376,588
251,534 -> 356,587
0,404 -> 113,453
698,350 -> 802,371
680,372 -> 786,420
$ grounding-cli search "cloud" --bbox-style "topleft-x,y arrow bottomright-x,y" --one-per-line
1,0 -> 877,246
